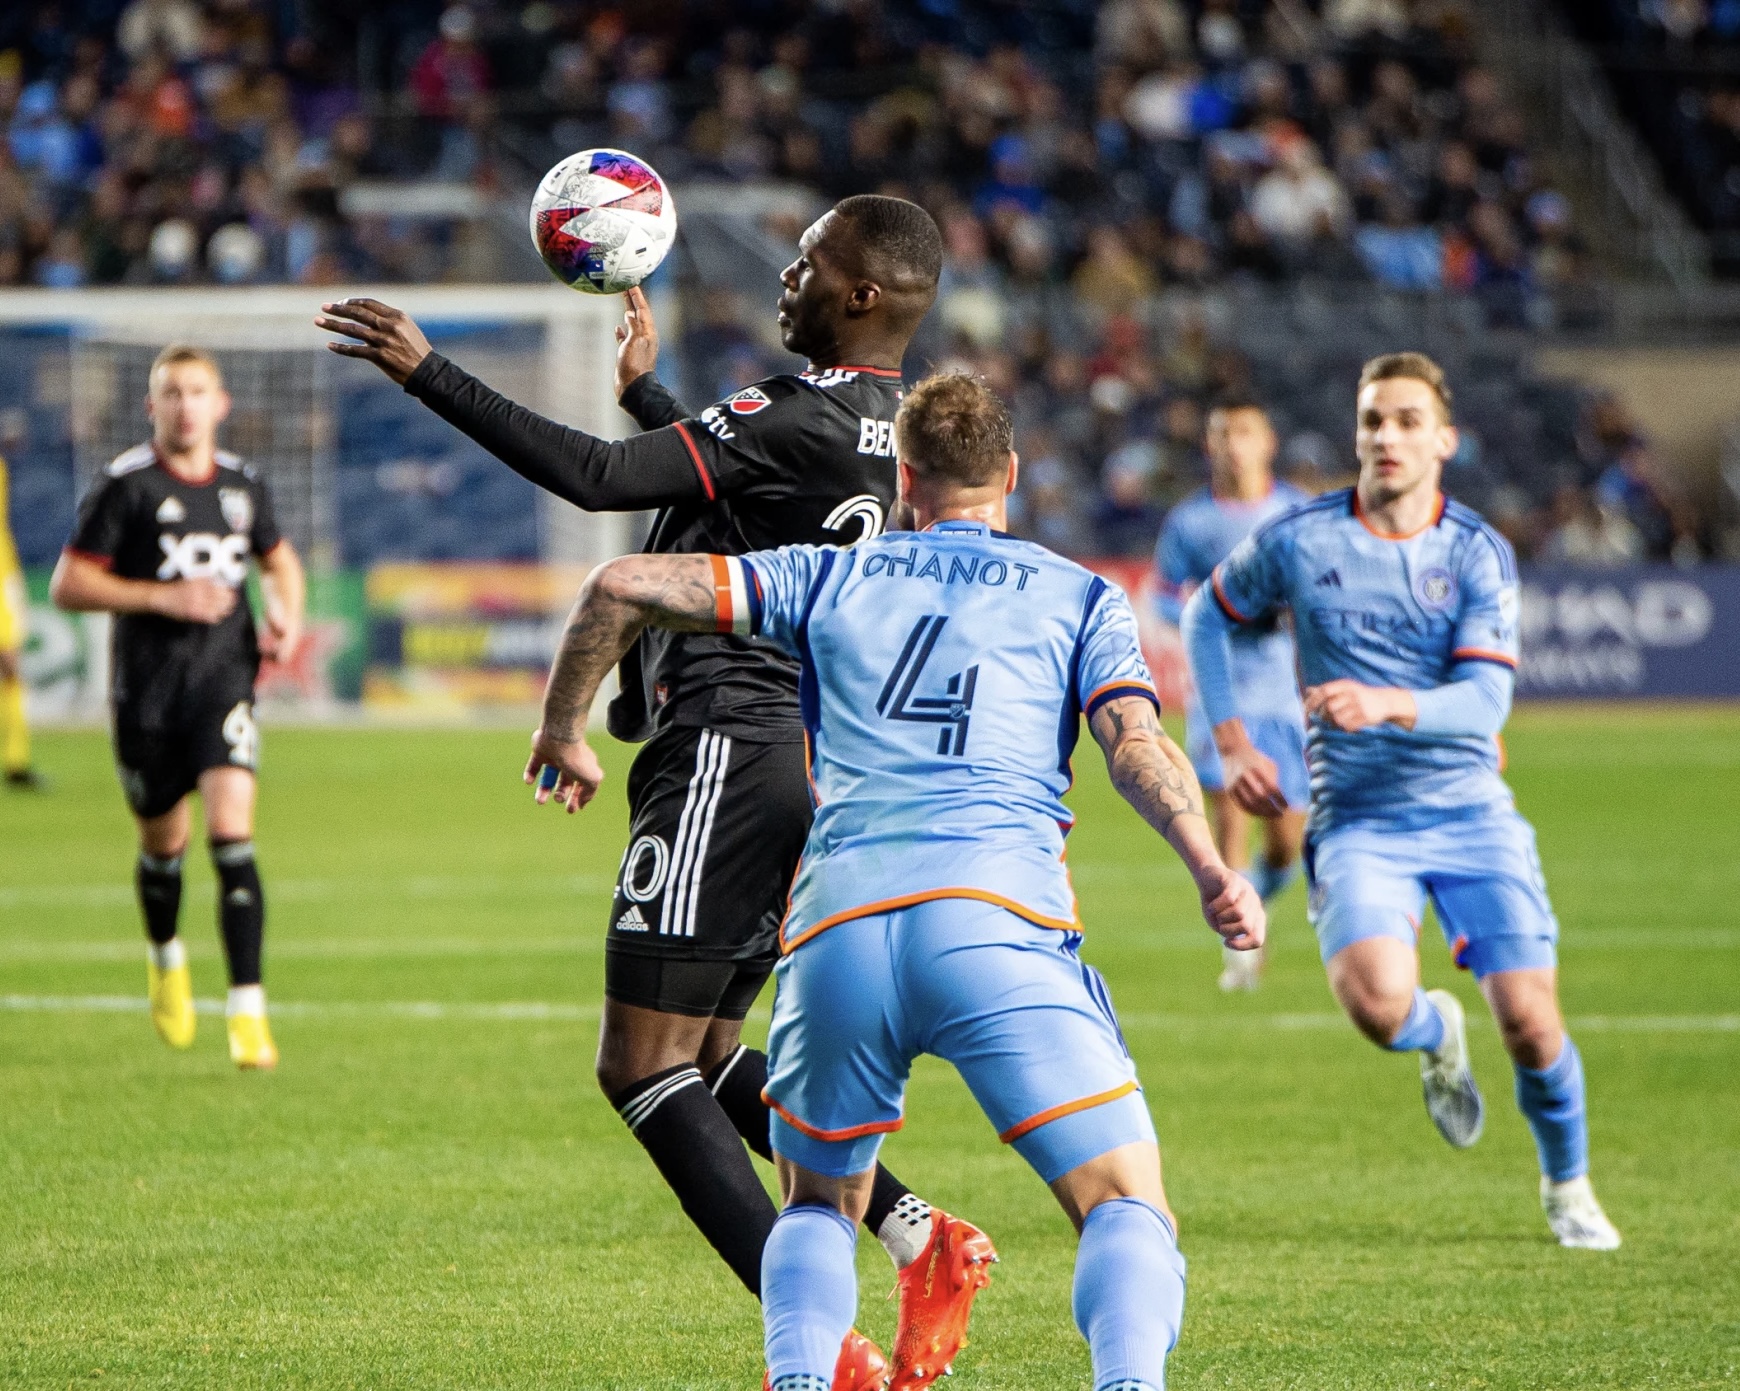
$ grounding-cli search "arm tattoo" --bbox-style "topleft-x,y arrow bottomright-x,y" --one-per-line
540,555 -> 722,740
1090,697 -> 1205,841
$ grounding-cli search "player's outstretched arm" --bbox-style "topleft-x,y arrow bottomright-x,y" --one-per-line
1179,585 -> 1289,817
526,554 -> 721,812
1089,695 -> 1264,951
315,298 -> 704,513
49,551 -> 236,624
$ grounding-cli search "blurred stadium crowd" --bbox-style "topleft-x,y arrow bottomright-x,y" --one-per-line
1564,0 -> 1740,274
0,1 -> 1719,564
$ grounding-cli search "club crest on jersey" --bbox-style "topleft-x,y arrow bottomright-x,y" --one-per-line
1415,567 -> 1457,611
219,488 -> 253,534
725,387 -> 771,416
155,496 -> 187,524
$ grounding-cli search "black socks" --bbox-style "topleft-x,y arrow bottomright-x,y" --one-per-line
211,838 -> 264,987
704,1044 -> 920,1243
611,1063 -> 779,1296
135,852 -> 183,946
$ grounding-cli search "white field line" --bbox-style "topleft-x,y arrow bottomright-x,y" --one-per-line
1,994 -> 1736,1035
0,873 -> 614,911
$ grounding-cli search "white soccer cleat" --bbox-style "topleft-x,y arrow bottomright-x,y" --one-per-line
1419,988 -> 1484,1148
1217,943 -> 1262,992
1541,1175 -> 1622,1250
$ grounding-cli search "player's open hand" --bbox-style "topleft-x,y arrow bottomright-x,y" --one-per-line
1304,679 -> 1416,734
315,298 -> 433,386
1218,729 -> 1288,818
613,286 -> 659,399
155,577 -> 237,625
1195,861 -> 1265,951
525,727 -> 606,813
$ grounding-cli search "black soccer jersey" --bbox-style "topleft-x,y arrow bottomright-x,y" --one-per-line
405,355 -> 903,742
68,443 -> 282,726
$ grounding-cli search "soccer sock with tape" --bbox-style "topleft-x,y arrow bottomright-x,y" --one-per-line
211,839 -> 264,988
136,851 -> 183,948
1385,988 -> 1447,1053
764,1203 -> 859,1388
1514,1036 -> 1588,1183
1072,1197 -> 1186,1391
706,1044 -> 931,1268
1,671 -> 28,772
613,1063 -> 778,1296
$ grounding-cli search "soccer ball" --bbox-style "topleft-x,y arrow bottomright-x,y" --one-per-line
530,148 -> 676,294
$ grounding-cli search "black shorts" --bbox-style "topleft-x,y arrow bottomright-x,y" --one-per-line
113,696 -> 259,820
603,725 -> 812,1019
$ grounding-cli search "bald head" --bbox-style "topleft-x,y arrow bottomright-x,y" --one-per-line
777,196 -> 942,360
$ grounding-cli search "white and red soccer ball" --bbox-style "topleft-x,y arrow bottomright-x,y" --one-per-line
530,148 -> 677,294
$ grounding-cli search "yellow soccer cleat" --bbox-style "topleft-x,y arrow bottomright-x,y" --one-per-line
147,960 -> 197,1049
227,1012 -> 279,1070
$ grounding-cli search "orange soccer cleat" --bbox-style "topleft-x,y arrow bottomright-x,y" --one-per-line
888,1211 -> 998,1390
762,1328 -> 889,1391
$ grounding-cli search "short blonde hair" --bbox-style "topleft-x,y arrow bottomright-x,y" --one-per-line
894,372 -> 1013,487
1358,351 -> 1453,423
150,343 -> 224,386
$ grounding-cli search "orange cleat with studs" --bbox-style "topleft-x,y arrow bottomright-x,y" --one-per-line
762,1328 -> 889,1391
887,1211 -> 998,1390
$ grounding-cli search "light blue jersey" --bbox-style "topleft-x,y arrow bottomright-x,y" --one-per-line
1203,488 -> 1520,833
714,521 -> 1163,1187
1155,482 -> 1309,724
723,520 -> 1158,945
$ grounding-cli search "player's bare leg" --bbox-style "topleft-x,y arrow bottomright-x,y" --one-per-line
1049,1141 -> 1186,1391
1328,937 -> 1483,1147
137,797 -> 195,1049
1482,968 -> 1619,1249
197,766 -> 275,1069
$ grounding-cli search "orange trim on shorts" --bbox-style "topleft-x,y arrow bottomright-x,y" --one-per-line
763,1091 -> 904,1142
998,1081 -> 1141,1144
780,887 -> 1080,954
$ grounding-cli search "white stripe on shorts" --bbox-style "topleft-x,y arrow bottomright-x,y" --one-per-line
659,731 -> 730,937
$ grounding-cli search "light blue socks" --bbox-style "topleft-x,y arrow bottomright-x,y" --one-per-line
764,1204 -> 858,1388
1514,1036 -> 1588,1182
1072,1197 -> 1186,1391
1249,858 -> 1300,904
1385,988 -> 1447,1053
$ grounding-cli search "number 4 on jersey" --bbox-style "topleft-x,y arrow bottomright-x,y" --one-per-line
876,616 -> 978,756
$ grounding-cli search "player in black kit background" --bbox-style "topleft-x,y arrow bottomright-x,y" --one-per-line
50,345 -> 306,1072
317,197 -> 998,1387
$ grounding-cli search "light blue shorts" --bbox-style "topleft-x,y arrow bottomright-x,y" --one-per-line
1303,809 -> 1559,979
1188,712 -> 1311,810
764,898 -> 1155,1183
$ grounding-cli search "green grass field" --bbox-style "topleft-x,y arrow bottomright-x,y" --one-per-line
3,709 -> 1738,1389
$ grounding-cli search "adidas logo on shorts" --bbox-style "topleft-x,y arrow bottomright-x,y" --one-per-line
614,904 -> 649,933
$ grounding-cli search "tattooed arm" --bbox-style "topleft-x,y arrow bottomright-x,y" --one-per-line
1088,695 -> 1266,950
523,554 -> 719,812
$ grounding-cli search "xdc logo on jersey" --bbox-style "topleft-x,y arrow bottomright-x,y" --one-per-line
1316,568 -> 1342,588
158,532 -> 249,585
877,615 -> 977,756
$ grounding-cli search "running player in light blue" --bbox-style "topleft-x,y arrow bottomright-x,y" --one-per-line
1182,352 -> 1621,1250
528,372 -> 1265,1391
1154,393 -> 1310,990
